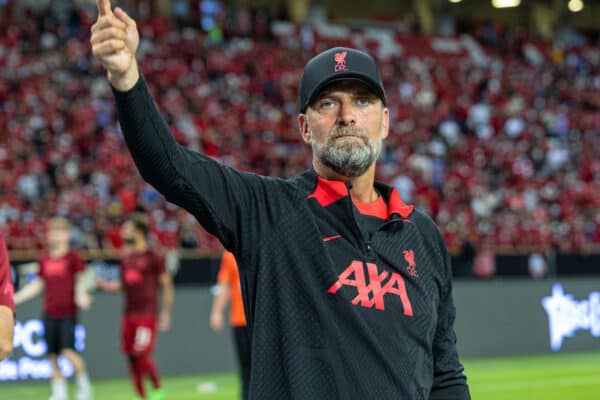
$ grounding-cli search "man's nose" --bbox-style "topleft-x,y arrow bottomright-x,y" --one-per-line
337,100 -> 356,126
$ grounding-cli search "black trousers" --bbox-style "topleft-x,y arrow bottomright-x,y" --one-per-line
233,326 -> 251,400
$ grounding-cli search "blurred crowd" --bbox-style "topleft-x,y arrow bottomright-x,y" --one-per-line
1,4 -> 599,256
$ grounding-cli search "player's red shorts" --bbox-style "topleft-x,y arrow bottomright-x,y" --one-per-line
121,315 -> 157,356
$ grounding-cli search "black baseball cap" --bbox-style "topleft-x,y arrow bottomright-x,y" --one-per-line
299,47 -> 386,113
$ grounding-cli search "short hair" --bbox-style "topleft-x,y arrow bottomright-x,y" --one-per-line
127,213 -> 150,236
47,217 -> 70,231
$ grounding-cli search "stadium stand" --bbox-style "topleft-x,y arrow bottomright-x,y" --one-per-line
1,4 -> 599,257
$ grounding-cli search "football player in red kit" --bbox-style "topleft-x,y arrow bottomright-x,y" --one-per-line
96,213 -> 173,400
15,217 -> 93,400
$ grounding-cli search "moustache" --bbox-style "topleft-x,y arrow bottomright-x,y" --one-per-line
328,126 -> 369,142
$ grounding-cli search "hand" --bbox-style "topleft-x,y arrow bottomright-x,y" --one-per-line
95,278 -> 120,292
75,292 -> 93,310
91,0 -> 140,90
210,312 -> 225,332
159,310 -> 171,331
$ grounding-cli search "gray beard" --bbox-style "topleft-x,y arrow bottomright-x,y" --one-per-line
312,126 -> 382,178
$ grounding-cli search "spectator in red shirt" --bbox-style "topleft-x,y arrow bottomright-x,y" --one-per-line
96,213 -> 174,400
14,217 -> 93,400
0,232 -> 15,360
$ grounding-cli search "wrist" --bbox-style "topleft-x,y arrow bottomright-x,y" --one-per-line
108,61 -> 140,92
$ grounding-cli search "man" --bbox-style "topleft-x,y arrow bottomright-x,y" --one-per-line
14,217 -> 93,400
0,231 -> 15,361
96,213 -> 173,400
210,250 -> 250,400
91,1 -> 471,398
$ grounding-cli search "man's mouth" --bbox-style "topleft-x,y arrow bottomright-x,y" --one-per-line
333,134 -> 365,141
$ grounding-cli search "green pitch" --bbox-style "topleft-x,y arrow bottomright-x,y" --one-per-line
464,351 -> 600,400
1,352 -> 599,399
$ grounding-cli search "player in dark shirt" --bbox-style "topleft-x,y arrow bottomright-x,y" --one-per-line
96,213 -> 173,400
91,2 -> 470,398
0,232 -> 14,361
15,217 -> 93,400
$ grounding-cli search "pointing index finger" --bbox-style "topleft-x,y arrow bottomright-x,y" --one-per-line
96,0 -> 112,16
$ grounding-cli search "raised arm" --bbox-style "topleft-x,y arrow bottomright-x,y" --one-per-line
91,0 -> 139,92
90,1 -> 293,256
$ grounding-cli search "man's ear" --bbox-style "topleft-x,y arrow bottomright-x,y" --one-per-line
381,107 -> 390,140
298,113 -> 311,144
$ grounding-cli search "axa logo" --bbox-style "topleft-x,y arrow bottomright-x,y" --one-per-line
334,51 -> 348,72
328,261 -> 413,315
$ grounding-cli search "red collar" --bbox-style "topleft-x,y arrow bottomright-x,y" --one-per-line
308,175 -> 414,220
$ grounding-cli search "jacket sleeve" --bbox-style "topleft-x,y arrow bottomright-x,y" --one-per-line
429,232 -> 471,400
112,76 -> 291,257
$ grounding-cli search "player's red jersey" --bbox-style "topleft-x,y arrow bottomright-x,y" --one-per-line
0,233 -> 15,314
121,250 -> 166,316
38,250 -> 85,317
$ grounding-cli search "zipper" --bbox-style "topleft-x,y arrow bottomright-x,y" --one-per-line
342,182 -> 369,259
364,218 -> 404,260
365,238 -> 374,257
343,182 -> 404,259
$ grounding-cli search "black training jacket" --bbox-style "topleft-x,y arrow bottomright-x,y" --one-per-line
113,76 -> 471,400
